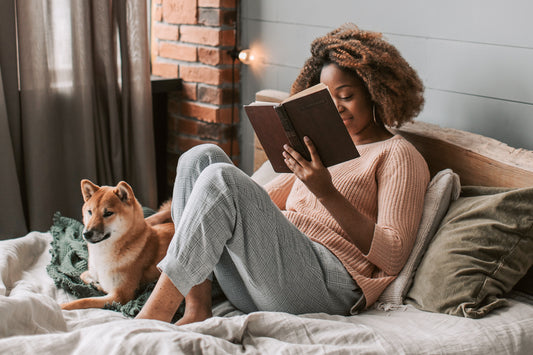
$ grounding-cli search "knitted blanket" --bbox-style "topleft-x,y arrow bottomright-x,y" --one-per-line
47,211 -> 227,320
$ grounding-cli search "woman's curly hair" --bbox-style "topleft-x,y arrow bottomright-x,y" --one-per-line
291,23 -> 424,128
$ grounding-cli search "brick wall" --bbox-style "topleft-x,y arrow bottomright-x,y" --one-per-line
151,0 -> 239,190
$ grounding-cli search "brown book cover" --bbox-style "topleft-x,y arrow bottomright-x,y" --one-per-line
244,83 -> 360,173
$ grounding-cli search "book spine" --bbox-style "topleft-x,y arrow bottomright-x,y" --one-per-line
274,105 -> 310,161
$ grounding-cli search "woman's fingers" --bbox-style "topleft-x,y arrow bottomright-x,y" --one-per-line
283,144 -> 303,161
303,136 -> 321,164
284,138 -> 325,173
283,144 -> 303,168
283,148 -> 300,172
283,137 -> 317,164
283,136 -> 324,172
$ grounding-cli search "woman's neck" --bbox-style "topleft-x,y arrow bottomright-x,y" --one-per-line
351,125 -> 393,145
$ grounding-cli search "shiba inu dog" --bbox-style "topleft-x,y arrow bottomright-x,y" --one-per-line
60,179 -> 174,310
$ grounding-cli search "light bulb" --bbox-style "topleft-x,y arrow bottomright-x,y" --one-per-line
238,49 -> 255,64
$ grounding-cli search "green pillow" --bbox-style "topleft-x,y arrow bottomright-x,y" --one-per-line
406,186 -> 533,318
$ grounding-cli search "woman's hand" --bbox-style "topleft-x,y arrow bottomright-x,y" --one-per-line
283,137 -> 336,199
284,137 -> 374,253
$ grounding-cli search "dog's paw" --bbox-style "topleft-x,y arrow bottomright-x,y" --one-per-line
80,271 -> 102,290
60,302 -> 76,310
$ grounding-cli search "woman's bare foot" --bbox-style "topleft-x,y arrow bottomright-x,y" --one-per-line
135,273 -> 183,322
175,279 -> 213,326
175,303 -> 213,325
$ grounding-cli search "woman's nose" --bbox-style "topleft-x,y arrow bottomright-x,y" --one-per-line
334,99 -> 344,113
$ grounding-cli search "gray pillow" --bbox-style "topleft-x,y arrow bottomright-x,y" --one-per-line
379,169 -> 460,304
406,186 -> 533,318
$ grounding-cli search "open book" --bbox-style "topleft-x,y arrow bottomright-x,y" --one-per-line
244,83 -> 359,173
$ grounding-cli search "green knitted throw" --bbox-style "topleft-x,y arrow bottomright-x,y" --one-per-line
47,211 -> 217,320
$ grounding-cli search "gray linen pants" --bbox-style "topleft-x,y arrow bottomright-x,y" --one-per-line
158,144 -> 360,315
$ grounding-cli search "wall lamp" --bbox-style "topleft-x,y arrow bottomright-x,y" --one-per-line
237,49 -> 255,65
228,48 -> 256,65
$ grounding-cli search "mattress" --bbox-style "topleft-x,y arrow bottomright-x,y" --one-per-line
1,231 -> 532,354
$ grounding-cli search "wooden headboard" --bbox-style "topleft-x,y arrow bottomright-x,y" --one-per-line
393,121 -> 533,188
252,89 -> 533,188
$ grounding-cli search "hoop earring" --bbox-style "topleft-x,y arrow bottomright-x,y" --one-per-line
373,105 -> 378,125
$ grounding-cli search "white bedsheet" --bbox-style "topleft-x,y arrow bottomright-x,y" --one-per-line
1,232 -> 532,354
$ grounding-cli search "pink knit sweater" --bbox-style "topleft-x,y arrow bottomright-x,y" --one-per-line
264,135 -> 429,307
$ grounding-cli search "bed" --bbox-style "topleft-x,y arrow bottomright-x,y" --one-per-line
1,90 -> 533,354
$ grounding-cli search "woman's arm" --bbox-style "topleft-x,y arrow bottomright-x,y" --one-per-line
364,147 -> 429,275
283,137 -> 374,253
316,188 -> 375,254
283,137 -> 428,275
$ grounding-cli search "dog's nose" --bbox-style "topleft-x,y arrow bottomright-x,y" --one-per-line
83,231 -> 93,240
82,229 -> 110,243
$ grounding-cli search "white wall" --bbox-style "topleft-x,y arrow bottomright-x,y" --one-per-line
238,0 -> 533,174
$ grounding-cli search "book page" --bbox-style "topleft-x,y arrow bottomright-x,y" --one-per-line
246,101 -> 279,107
281,82 -> 328,103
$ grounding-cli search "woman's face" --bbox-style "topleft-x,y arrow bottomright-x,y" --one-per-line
319,63 -> 375,143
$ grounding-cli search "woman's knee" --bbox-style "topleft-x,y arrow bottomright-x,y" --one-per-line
200,163 -> 241,182
198,163 -> 252,193
177,144 -> 228,174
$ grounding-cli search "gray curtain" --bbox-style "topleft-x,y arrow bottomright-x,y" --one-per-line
0,0 -> 156,239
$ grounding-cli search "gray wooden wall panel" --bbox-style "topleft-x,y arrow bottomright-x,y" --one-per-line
239,1 -> 533,174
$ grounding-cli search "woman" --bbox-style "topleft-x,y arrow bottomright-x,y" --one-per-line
136,23 -> 429,325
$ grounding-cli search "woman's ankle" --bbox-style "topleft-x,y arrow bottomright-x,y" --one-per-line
135,272 -> 184,322
176,301 -> 213,325
175,280 -> 213,325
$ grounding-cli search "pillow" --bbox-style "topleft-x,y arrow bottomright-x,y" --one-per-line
379,169 -> 461,304
406,186 -> 533,318
251,160 -> 280,185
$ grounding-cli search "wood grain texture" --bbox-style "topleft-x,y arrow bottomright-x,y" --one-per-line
393,121 -> 533,188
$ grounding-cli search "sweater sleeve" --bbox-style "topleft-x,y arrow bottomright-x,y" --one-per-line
365,141 -> 429,276
263,173 -> 296,210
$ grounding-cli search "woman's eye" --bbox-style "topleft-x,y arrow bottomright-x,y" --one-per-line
88,210 -> 92,216
103,211 -> 114,218
340,95 -> 353,100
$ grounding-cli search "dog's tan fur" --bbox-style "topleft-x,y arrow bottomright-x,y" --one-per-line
60,179 -> 174,310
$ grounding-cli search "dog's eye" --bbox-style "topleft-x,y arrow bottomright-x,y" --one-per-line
103,211 -> 114,218
88,210 -> 92,216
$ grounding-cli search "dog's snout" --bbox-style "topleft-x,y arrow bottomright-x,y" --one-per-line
83,231 -> 93,240
83,229 -> 111,244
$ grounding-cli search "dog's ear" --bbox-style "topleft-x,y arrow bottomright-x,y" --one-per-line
81,179 -> 100,202
114,181 -> 134,203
